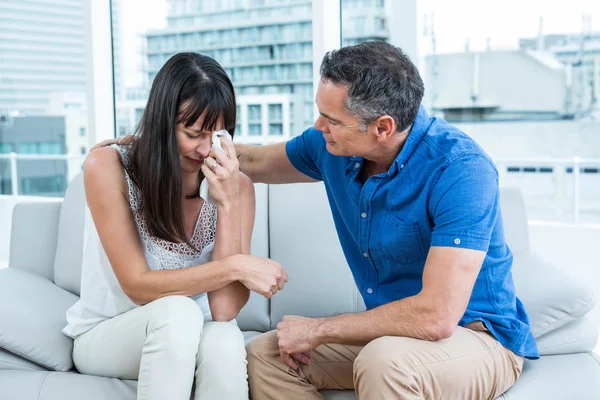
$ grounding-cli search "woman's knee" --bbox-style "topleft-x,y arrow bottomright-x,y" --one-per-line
145,296 -> 204,348
198,322 -> 246,362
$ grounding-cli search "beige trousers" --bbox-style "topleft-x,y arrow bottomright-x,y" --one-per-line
247,322 -> 523,400
73,296 -> 249,400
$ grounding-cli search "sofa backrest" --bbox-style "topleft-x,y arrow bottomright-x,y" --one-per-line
266,182 -> 532,328
267,183 -> 365,329
17,173 -> 534,334
9,200 -> 62,281
53,173 -> 86,295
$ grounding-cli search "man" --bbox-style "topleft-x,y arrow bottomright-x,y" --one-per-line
96,41 -> 537,399
236,41 -> 537,399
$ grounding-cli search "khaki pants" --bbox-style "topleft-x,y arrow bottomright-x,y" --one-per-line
247,322 -> 523,400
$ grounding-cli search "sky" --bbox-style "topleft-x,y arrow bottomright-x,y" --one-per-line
118,0 -> 600,87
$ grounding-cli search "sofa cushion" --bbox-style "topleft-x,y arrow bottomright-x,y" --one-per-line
498,187 -> 530,254
53,173 -> 86,296
0,348 -> 46,372
0,268 -> 78,372
498,353 -> 600,399
535,317 -> 598,356
0,370 -> 137,400
236,183 -> 271,332
268,183 -> 364,328
512,252 -> 596,338
10,200 -> 62,281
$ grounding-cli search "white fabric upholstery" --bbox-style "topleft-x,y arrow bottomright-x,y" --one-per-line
536,317 -> 598,356
498,187 -> 530,254
9,201 -> 62,281
236,183 -> 271,332
0,268 -> 78,371
268,183 -> 364,328
53,173 -> 86,296
512,252 -> 596,338
0,349 -> 46,372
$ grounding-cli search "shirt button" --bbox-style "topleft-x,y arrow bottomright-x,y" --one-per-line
400,163 -> 405,169
366,288 -> 373,294
361,212 -> 367,218
454,238 -> 461,245
363,252 -> 369,258
355,162 -> 361,169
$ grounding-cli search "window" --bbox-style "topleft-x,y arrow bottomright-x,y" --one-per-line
0,143 -> 13,153
340,1 -> 600,224
18,141 -> 63,154
20,175 -> 65,195
1,0 -> 89,200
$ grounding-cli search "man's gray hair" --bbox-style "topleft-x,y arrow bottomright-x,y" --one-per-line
320,41 -> 424,133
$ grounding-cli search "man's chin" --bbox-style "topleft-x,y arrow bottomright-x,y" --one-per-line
325,142 -> 339,155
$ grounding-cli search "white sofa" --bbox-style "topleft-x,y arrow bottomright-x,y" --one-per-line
1,173 -> 600,399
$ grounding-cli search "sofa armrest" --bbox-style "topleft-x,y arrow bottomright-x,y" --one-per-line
10,200 -> 62,281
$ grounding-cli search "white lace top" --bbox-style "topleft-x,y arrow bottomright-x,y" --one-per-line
63,145 -> 217,338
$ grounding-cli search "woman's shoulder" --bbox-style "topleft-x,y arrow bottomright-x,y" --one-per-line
83,147 -> 128,195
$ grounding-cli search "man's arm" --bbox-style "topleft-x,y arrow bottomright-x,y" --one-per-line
276,245 -> 484,364
316,246 -> 484,345
235,142 -> 316,184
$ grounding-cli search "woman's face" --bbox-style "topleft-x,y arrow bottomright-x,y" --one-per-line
176,109 -> 225,174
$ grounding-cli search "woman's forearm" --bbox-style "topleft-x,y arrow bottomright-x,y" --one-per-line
125,255 -> 244,305
207,202 -> 250,321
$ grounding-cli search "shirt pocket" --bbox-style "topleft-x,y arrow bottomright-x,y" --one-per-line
378,215 -> 425,264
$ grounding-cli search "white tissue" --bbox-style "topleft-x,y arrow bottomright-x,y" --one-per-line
199,129 -> 231,204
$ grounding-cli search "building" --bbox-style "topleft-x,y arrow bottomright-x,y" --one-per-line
0,0 -> 87,116
143,0 -> 395,139
520,31 -> 600,117
423,50 -> 573,122
0,116 -> 69,196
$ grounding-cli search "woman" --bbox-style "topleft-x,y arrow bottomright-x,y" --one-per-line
63,53 -> 287,400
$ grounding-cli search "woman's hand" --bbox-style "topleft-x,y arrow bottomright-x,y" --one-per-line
231,254 -> 288,299
201,135 -> 240,208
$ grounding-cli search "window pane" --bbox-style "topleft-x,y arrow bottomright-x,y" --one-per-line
0,0 -> 88,197
342,0 -> 600,224
117,0 -> 314,145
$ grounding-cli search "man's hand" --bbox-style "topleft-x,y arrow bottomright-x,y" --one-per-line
277,316 -> 323,369
90,135 -> 135,152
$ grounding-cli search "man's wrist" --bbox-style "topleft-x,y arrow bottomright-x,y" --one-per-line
314,317 -> 336,345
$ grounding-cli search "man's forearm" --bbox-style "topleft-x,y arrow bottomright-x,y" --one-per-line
235,143 -> 259,181
315,294 -> 455,346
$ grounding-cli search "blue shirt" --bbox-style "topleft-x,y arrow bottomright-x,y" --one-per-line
285,106 -> 539,359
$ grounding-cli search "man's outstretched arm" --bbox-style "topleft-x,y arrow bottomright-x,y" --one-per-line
235,142 -> 316,184
275,245 -> 485,369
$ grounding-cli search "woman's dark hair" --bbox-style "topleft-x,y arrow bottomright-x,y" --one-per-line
127,52 -> 236,247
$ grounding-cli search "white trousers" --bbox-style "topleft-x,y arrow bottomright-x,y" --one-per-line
72,296 -> 248,400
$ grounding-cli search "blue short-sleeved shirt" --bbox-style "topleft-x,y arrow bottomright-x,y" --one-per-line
285,105 -> 539,359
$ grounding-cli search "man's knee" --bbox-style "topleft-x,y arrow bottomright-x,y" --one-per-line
246,330 -> 279,372
353,337 -> 420,394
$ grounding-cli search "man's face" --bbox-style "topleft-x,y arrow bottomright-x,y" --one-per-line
313,80 -> 375,157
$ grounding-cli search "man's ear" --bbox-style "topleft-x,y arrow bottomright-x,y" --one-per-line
373,115 -> 396,140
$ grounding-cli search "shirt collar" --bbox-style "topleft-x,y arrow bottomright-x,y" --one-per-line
345,105 -> 431,175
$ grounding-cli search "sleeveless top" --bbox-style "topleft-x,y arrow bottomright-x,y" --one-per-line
63,145 -> 217,338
